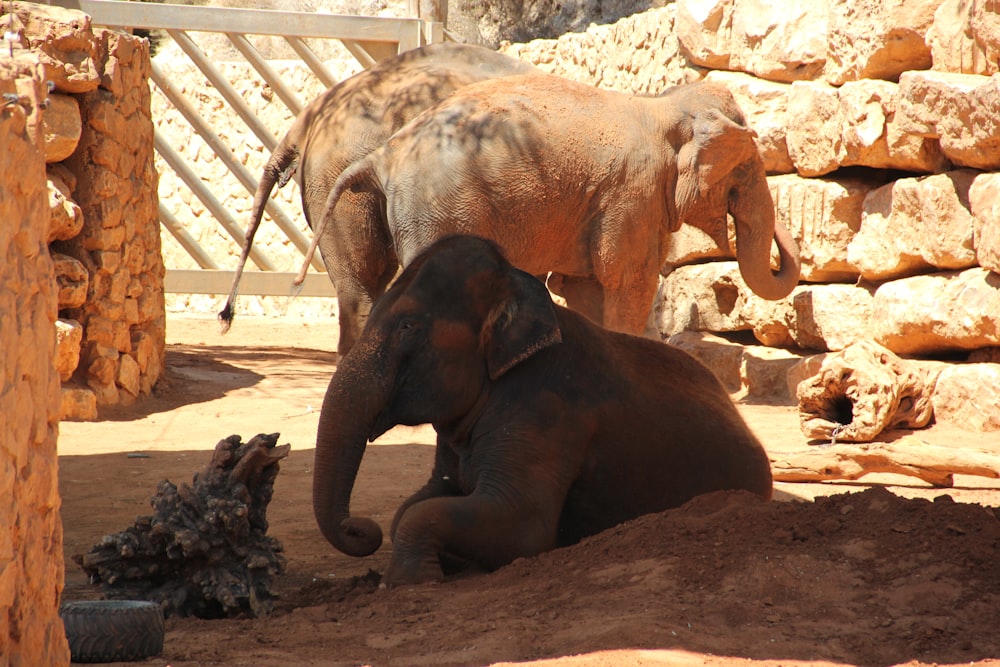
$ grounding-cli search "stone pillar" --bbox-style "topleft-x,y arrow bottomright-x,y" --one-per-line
56,26 -> 165,410
0,50 -> 71,666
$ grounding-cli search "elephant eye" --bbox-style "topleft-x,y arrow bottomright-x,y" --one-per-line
396,316 -> 423,342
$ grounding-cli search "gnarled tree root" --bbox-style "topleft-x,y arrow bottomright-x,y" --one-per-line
74,433 -> 290,619
796,339 -> 940,443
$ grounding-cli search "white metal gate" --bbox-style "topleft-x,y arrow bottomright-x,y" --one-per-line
54,0 -> 446,299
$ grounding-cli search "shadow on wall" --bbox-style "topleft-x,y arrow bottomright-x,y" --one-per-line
452,0 -> 671,47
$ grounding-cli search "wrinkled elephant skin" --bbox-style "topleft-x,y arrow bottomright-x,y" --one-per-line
300,75 -> 800,338
220,43 -> 539,356
312,234 -> 774,587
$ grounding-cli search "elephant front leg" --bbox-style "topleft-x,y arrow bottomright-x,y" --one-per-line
384,493 -> 556,587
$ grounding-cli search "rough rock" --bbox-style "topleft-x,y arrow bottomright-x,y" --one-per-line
52,252 -> 88,309
970,172 -> 1000,274
47,164 -> 83,242
891,70 -> 1000,170
59,385 -> 98,421
824,0 -> 935,84
797,339 -> 938,442
667,330 -> 746,393
729,0 -> 828,82
705,70 -> 794,173
927,0 -> 1000,76
5,2 -> 101,94
931,363 -> 1000,431
870,268 -> 1000,355
41,92 -> 81,163
55,318 -> 82,382
654,262 -> 752,338
786,79 -> 949,176
768,173 -> 877,282
847,171 -> 979,281
740,344 -> 802,403
746,283 -> 875,351
674,0 -> 734,70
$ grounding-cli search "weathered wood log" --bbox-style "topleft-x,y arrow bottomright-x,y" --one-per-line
770,435 -> 1000,487
797,339 -> 940,443
74,433 -> 290,619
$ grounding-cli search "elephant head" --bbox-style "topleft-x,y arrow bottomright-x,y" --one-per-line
312,235 -> 562,558
669,82 -> 800,300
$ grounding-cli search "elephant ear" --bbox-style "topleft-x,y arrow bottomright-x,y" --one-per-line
675,109 -> 758,227
482,269 -> 562,381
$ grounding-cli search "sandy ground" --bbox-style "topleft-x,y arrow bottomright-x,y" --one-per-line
57,314 -> 1000,667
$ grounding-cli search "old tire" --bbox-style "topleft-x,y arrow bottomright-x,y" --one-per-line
60,600 -> 164,663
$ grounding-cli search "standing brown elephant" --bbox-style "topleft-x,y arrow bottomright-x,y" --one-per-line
298,75 -> 800,336
219,43 -> 539,356
313,234 -> 773,587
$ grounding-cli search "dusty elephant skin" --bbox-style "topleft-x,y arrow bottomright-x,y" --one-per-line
299,75 -> 801,339
312,234 -> 774,587
219,43 -> 538,356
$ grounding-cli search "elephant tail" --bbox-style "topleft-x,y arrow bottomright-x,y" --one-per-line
218,136 -> 302,333
294,156 -> 380,287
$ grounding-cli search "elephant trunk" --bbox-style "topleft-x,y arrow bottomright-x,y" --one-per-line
730,159 -> 801,301
312,339 -> 389,557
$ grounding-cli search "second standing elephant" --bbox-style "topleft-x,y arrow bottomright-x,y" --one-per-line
219,43 -> 539,356
298,75 -> 801,337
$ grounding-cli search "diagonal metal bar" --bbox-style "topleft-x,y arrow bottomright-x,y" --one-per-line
150,60 -> 326,272
284,36 -> 338,89
159,203 -> 219,270
154,131 -> 277,272
226,32 -> 304,117
166,28 -> 279,153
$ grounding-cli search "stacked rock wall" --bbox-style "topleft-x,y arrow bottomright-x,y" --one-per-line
4,2 -> 165,420
503,1 -> 1000,429
0,36 -> 71,667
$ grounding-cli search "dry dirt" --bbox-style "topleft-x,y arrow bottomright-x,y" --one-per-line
58,315 -> 1000,667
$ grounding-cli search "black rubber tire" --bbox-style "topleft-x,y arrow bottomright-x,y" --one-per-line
60,600 -> 165,663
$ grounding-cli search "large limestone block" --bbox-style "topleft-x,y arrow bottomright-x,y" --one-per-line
653,262 -> 753,337
667,330 -> 745,393
52,252 -> 88,309
787,80 -> 949,176
675,0 -> 735,70
7,3 -> 100,93
970,172 -> 1000,273
824,0 -> 936,84
662,218 -> 734,269
55,318 -> 82,382
928,0 -> 1000,76
60,386 -> 97,421
47,164 -> 82,242
741,344 -> 802,403
729,0 -> 828,82
848,171 -> 979,281
745,283 -> 875,351
891,70 -> 1000,170
41,93 -> 80,163
870,268 -> 1000,354
931,363 -> 1000,431
769,173 -> 879,282
705,71 -> 793,173
786,81 -> 843,176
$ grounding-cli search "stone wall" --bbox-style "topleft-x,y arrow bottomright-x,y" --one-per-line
5,2 -> 165,420
0,34 -> 71,667
502,1 -> 1000,428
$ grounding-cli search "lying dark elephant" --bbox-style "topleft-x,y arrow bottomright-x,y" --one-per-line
298,75 -> 800,338
219,43 -> 538,355
313,234 -> 774,587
